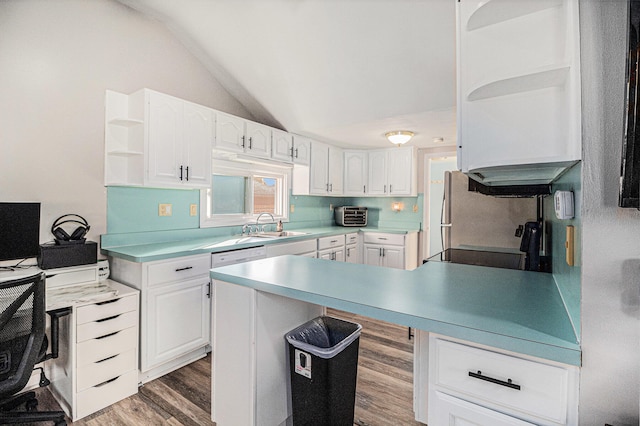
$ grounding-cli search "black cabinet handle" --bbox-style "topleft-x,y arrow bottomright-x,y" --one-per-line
249,136 -> 253,149
186,166 -> 189,181
175,266 -> 193,272
468,370 -> 521,390
179,165 -> 183,181
241,135 -> 246,148
295,148 -> 299,158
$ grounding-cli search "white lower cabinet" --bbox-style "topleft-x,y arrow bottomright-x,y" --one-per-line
423,334 -> 579,426
109,253 -> 211,383
362,232 -> 418,270
317,234 -> 346,261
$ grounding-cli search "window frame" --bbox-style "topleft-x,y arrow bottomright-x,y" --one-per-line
200,159 -> 290,228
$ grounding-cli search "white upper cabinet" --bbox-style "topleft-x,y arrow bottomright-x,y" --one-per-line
456,0 -> 581,185
272,132 -> 311,165
292,135 -> 311,165
271,129 -> 294,162
367,147 -> 416,196
215,113 -> 272,159
344,151 -> 368,196
245,121 -> 271,158
104,89 -> 213,189
214,112 -> 245,153
310,141 -> 343,195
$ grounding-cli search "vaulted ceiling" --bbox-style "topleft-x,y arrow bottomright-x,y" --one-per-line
119,0 -> 457,149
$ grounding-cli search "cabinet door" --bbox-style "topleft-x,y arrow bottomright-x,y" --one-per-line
333,247 -> 345,262
147,92 -> 183,186
344,151 -> 368,196
310,142 -> 329,195
345,243 -> 359,264
328,146 -> 344,195
245,122 -> 271,158
182,102 -> 213,188
215,112 -> 245,153
367,150 -> 387,195
318,248 -> 333,261
145,277 -> 210,370
292,135 -> 311,165
381,246 -> 405,269
271,129 -> 293,162
363,244 -> 382,267
430,391 -> 535,426
387,147 -> 413,195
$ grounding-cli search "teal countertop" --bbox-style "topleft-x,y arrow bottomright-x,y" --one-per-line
210,256 -> 581,366
101,226 -> 417,263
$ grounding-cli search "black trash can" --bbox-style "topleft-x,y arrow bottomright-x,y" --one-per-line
285,316 -> 362,426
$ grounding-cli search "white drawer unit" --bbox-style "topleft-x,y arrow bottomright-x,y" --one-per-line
318,234 -> 346,250
266,239 -> 317,257
146,254 -> 211,286
48,280 -> 140,422
427,335 -> 579,426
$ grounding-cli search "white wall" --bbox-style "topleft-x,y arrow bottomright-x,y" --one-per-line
580,1 -> 640,424
0,0 -> 250,248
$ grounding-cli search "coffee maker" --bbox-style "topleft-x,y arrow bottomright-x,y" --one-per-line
519,221 -> 541,271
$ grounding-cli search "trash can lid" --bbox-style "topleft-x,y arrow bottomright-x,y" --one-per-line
285,316 -> 362,359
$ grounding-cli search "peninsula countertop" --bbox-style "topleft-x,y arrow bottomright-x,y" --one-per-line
210,255 -> 580,366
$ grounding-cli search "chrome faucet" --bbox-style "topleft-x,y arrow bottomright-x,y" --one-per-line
256,212 -> 275,225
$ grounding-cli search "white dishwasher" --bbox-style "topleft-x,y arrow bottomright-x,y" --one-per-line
211,245 -> 267,267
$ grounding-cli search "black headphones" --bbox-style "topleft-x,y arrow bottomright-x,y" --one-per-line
51,214 -> 90,244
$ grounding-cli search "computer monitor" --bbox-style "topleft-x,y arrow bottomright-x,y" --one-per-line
0,202 -> 41,261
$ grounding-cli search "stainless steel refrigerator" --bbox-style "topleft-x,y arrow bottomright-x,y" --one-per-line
439,171 -> 537,254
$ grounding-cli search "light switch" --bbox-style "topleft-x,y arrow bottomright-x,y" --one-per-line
159,203 -> 172,217
190,204 -> 198,216
290,204 -> 295,213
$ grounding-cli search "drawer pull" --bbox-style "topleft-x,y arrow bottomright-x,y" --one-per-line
175,266 -> 193,272
96,331 -> 120,340
96,354 -> 118,364
95,299 -> 118,306
95,376 -> 120,388
96,314 -> 120,323
468,370 -> 521,390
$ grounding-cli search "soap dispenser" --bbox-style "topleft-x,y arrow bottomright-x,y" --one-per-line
276,220 -> 283,232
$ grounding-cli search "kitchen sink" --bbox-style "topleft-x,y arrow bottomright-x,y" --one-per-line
426,248 -> 525,270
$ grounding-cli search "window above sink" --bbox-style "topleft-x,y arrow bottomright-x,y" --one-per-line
200,159 -> 290,228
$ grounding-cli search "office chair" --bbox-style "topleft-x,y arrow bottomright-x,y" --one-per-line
0,272 -> 68,425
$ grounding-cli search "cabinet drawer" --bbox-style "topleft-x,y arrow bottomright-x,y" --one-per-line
77,326 -> 137,366
76,294 -> 138,325
363,232 -> 405,246
77,348 -> 136,391
76,310 -> 138,343
318,235 -> 345,250
345,233 -> 359,245
432,338 -> 569,424
147,254 -> 210,286
75,369 -> 138,420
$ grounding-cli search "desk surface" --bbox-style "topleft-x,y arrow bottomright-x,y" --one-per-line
1,268 -> 132,310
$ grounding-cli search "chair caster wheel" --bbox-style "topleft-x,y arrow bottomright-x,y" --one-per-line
25,398 -> 38,411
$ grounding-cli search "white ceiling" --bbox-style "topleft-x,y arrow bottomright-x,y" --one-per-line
119,0 -> 457,149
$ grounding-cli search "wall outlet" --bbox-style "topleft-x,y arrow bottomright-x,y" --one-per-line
290,204 -> 295,213
413,204 -> 418,213
190,204 -> 198,216
158,203 -> 172,216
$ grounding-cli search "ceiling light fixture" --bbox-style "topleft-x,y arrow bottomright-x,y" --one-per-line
385,130 -> 414,146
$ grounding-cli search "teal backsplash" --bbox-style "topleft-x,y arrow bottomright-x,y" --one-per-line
107,186 -> 422,238
544,163 -> 581,341
107,187 -> 200,234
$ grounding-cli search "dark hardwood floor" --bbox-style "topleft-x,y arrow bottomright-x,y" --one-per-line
25,309 -> 421,425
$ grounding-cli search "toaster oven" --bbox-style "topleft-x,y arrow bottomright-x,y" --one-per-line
334,206 -> 367,227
